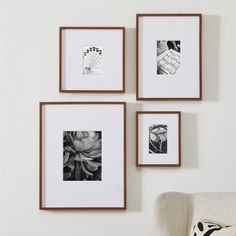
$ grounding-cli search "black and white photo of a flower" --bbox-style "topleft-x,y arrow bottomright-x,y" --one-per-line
149,125 -> 167,154
63,131 -> 102,181
82,46 -> 102,75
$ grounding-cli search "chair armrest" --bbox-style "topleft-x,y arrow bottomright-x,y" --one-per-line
155,192 -> 191,236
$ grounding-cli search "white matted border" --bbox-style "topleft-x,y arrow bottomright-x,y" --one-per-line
39,102 -> 126,209
136,14 -> 202,100
59,27 -> 125,93
136,111 -> 181,167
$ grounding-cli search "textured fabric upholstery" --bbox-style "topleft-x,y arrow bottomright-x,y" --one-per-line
155,192 -> 236,236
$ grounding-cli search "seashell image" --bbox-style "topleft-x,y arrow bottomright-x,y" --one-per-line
82,46 -> 102,75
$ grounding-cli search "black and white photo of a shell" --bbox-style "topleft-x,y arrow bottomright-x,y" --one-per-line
82,46 -> 102,75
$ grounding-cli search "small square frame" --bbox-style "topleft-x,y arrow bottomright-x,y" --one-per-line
59,27 -> 125,93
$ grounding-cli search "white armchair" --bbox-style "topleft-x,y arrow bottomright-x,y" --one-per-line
156,192 -> 236,236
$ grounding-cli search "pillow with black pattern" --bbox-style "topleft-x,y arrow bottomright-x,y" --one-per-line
193,220 -> 236,236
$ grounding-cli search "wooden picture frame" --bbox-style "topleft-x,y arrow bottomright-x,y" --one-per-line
136,111 -> 181,167
59,27 -> 125,93
136,14 -> 202,100
39,102 -> 126,210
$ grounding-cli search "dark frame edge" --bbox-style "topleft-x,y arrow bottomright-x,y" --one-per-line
122,27 -> 126,93
136,97 -> 202,101
39,206 -> 126,211
39,102 -> 43,209
59,28 -> 63,92
199,14 -> 203,100
123,103 -> 127,209
136,13 -> 202,17
136,14 -> 140,100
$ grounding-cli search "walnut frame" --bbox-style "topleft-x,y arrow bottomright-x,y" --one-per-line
136,111 -> 181,167
39,102 -> 126,210
136,14 -> 202,100
59,27 -> 125,93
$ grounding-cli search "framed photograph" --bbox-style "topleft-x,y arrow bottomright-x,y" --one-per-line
136,111 -> 181,167
136,14 -> 202,100
59,27 -> 125,93
39,102 -> 126,209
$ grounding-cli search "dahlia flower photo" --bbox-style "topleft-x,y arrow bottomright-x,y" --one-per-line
63,131 -> 102,181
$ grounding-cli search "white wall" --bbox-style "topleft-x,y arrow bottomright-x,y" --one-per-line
1,0 -> 236,235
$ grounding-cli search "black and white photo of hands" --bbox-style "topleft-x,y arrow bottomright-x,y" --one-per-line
157,40 -> 181,75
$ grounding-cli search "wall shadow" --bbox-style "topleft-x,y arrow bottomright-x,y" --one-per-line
181,112 -> 198,169
134,112 -> 199,170
125,28 -> 136,94
202,15 -> 220,101
126,102 -> 143,212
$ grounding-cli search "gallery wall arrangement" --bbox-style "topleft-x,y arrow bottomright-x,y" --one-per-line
39,13 -> 202,210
